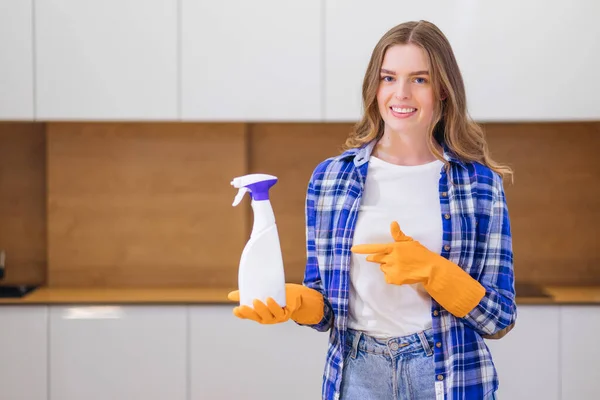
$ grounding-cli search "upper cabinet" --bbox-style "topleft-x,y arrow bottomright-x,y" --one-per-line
180,0 -> 322,121
4,0 -> 597,121
35,0 -> 178,120
325,0 -> 600,122
0,0 -> 34,120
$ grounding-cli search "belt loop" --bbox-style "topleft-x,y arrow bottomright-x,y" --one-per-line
418,331 -> 433,356
350,330 -> 362,359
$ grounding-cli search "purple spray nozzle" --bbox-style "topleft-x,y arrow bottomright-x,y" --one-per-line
231,174 -> 278,206
244,179 -> 277,200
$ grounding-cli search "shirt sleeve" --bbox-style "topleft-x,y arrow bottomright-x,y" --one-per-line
296,173 -> 334,332
461,173 -> 517,336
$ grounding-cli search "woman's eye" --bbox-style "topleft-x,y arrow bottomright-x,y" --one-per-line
381,76 -> 394,82
414,77 -> 428,84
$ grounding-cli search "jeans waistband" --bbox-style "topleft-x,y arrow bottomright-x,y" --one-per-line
345,328 -> 434,359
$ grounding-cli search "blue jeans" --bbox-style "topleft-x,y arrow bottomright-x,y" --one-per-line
341,328 -> 436,399
340,328 -> 498,399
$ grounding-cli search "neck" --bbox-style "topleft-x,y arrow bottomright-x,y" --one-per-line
373,129 -> 441,166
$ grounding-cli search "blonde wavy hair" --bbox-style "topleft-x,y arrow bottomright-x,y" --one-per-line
343,20 -> 513,181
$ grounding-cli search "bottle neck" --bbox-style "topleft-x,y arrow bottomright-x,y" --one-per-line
250,199 -> 275,234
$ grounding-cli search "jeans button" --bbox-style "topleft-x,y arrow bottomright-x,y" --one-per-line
390,342 -> 399,351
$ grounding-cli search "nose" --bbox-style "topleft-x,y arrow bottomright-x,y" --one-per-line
394,81 -> 410,100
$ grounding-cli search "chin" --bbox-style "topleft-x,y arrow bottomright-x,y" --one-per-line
385,120 -> 413,133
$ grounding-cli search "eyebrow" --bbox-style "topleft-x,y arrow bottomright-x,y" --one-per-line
380,69 -> 430,76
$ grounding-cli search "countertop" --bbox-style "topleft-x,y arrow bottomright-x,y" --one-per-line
1,283 -> 600,305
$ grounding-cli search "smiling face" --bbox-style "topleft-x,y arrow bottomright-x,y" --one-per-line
376,44 -> 437,138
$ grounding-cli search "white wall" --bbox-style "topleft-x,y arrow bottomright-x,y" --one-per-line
1,0 -> 599,121
1,304 -> 599,400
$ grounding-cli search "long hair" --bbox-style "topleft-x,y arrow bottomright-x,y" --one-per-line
343,20 -> 513,181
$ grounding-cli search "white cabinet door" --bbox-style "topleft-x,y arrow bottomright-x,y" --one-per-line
325,0 -> 600,122
561,306 -> 600,400
0,0 -> 34,120
35,0 -> 178,120
49,306 -> 186,400
190,305 -> 329,400
485,305 -> 560,400
181,0 -> 322,121
0,306 -> 48,400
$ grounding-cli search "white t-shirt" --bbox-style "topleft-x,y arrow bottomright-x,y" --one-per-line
348,155 -> 444,338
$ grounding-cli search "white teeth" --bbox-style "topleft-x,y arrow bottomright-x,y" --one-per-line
391,107 -> 416,113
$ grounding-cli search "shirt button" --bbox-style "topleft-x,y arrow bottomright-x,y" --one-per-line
441,192 -> 448,197
444,245 -> 450,251
444,213 -> 451,220
433,310 -> 439,317
437,374 -> 444,381
436,342 -> 442,348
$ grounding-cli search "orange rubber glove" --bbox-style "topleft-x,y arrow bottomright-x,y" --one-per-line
351,221 -> 486,318
227,283 -> 325,325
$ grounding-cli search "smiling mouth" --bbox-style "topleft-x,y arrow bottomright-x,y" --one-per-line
390,107 -> 417,114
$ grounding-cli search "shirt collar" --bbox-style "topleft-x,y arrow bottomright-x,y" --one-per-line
441,142 -> 468,170
342,139 -> 468,170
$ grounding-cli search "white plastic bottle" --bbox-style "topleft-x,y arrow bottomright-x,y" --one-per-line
231,174 -> 286,307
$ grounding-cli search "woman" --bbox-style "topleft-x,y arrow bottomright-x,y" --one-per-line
229,20 -> 516,400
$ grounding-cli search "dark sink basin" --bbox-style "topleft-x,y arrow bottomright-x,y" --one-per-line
514,282 -> 552,298
0,285 -> 39,298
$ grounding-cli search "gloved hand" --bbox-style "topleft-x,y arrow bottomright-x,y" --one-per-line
351,221 -> 486,318
228,283 -> 325,325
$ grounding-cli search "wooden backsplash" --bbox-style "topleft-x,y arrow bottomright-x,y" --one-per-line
0,123 -> 47,285
0,121 -> 598,288
46,123 -> 248,288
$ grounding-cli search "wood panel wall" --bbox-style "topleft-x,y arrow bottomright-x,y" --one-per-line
0,123 -> 47,286
0,121 -> 598,289
485,122 -> 600,285
46,123 -> 247,288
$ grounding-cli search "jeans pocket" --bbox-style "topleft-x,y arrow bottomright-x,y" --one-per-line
343,341 -> 354,365
343,331 -> 361,363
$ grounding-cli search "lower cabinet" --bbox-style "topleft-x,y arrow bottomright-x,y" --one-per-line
0,306 -> 47,400
560,306 -> 600,400
49,305 -> 187,400
486,306 -> 560,400
189,305 -> 328,400
0,304 -> 598,400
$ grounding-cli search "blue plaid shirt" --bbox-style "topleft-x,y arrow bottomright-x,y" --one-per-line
300,140 -> 516,400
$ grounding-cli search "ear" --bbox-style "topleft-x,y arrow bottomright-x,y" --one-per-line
439,87 -> 448,101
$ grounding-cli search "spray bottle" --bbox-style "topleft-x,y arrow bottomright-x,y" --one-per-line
231,173 -> 286,308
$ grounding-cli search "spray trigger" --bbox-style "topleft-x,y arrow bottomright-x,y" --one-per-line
232,187 -> 250,207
